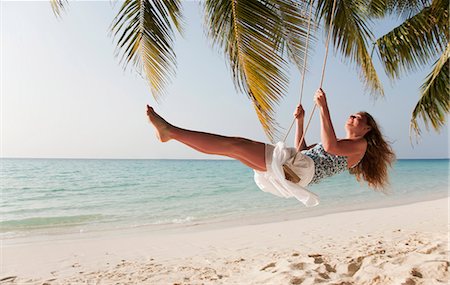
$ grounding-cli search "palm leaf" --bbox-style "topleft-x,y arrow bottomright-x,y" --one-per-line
273,0 -> 316,71
375,0 -> 448,80
368,0 -> 430,19
316,0 -> 384,96
410,43 -> 449,136
204,0 -> 309,142
50,0 -> 68,18
110,0 -> 183,101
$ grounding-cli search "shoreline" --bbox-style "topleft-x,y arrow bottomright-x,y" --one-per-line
2,197 -> 449,284
2,192 -> 448,245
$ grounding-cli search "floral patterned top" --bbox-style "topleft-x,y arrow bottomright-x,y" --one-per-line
301,143 -> 349,184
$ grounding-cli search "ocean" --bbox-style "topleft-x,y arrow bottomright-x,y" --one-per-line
1,158 -> 448,240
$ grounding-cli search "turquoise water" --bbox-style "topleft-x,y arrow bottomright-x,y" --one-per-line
1,158 -> 448,239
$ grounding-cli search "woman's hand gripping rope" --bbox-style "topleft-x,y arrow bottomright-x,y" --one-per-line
314,88 -> 328,109
294,104 -> 305,120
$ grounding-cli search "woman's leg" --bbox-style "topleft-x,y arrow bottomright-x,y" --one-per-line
146,106 -> 267,171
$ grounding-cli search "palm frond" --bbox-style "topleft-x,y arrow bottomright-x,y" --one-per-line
204,0 -> 308,142
50,0 -> 68,18
316,0 -> 384,96
410,43 -> 449,136
272,0 -> 316,71
110,0 -> 183,101
368,0 -> 430,19
375,0 -> 448,80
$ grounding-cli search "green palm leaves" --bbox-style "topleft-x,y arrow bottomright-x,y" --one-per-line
372,0 -> 448,135
316,0 -> 384,96
411,43 -> 449,135
50,0 -> 67,18
110,0 -> 183,101
204,0 -> 309,141
375,0 -> 447,79
50,0 -> 448,140
50,0 -> 310,142
51,0 -> 183,102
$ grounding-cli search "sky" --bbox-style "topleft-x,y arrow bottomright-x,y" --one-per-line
1,0 -> 448,159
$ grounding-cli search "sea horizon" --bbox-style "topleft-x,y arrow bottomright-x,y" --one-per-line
2,158 -> 448,242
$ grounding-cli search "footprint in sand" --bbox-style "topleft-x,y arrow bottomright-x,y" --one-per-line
308,254 -> 324,264
346,256 -> 364,277
0,276 -> 17,283
289,262 -> 305,270
411,268 -> 423,278
260,262 -> 276,271
290,277 -> 304,284
414,261 -> 449,280
417,243 -> 440,254
318,272 -> 330,280
401,278 -> 416,285
324,263 -> 336,273
347,262 -> 362,277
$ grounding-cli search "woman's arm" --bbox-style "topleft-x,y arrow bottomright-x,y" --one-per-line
294,105 -> 307,150
315,89 -> 366,156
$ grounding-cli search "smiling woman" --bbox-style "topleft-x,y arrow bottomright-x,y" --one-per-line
147,88 -> 396,207
349,111 -> 397,191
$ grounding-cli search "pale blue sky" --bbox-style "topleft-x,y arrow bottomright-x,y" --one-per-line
1,1 -> 448,159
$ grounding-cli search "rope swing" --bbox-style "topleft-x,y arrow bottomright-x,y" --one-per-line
282,0 -> 339,183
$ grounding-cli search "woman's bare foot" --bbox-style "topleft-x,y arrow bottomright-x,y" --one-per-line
146,105 -> 172,142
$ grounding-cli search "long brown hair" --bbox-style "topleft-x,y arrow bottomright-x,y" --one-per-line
349,112 -> 396,192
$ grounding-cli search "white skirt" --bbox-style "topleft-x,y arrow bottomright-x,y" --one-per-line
254,141 -> 319,207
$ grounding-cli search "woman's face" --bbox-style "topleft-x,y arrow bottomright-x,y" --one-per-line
345,113 -> 371,134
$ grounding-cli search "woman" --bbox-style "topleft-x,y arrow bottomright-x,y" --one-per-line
146,89 -> 395,205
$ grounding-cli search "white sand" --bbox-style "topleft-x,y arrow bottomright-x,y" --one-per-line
1,197 -> 449,285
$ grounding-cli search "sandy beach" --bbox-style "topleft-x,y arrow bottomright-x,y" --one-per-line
2,197 -> 449,285
3,1 -> 449,284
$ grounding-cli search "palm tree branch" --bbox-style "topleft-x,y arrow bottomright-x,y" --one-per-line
272,0 -> 315,71
110,0 -> 183,101
50,0 -> 68,18
317,0 -> 384,96
368,0 -> 430,19
410,43 -> 449,136
375,0 -> 448,80
204,0 -> 306,142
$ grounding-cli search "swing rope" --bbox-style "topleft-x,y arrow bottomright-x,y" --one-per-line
282,0 -> 338,183
282,0 -> 315,143
297,0 -> 337,151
